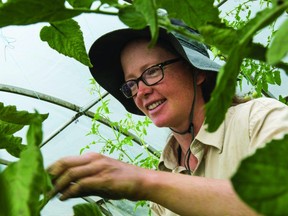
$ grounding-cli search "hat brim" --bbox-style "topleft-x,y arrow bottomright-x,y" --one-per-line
89,27 -> 221,115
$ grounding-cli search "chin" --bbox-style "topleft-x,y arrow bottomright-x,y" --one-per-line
151,118 -> 168,128
149,111 -> 172,128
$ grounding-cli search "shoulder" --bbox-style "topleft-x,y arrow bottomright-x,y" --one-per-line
230,97 -> 287,118
247,97 -> 286,108
226,97 -> 288,138
237,97 -> 285,108
231,98 -> 288,145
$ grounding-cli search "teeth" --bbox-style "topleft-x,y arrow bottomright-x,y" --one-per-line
147,100 -> 164,110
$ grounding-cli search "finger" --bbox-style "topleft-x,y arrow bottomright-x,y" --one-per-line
53,162 -> 98,194
47,153 -> 95,178
60,172 -> 133,201
48,161 -> 95,198
58,181 -> 83,201
59,176 -> 106,200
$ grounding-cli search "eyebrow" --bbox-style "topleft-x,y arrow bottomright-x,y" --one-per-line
124,60 -> 159,81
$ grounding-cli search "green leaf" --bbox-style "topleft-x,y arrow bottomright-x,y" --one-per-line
0,102 -> 48,125
134,0 -> 158,45
276,61 -> 288,74
123,136 -> 133,145
134,153 -> 144,162
40,19 -> 92,67
0,120 -> 24,135
73,203 -> 103,216
205,44 -> 246,132
157,0 -> 220,29
0,0 -> 82,28
265,71 -> 275,84
231,134 -> 288,215
118,5 -> 147,29
267,19 -> 288,65
0,104 -> 47,157
104,105 -> 110,114
101,0 -> 118,5
38,172 -> 54,211
0,134 -> 26,158
1,115 -> 50,216
246,43 -> 267,62
109,145 -> 116,154
66,0 -> 94,8
199,24 -> 239,55
26,112 -> 44,147
244,43 -> 288,73
261,75 -> 269,92
0,169 -> 9,216
238,2 -> 288,44
274,70 -> 281,85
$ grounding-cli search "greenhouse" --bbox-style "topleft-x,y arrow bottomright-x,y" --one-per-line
1,1 -> 288,216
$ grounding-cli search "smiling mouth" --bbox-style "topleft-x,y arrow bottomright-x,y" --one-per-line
147,99 -> 166,110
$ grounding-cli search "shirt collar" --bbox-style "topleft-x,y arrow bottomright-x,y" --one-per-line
195,121 -> 225,153
158,135 -> 180,171
158,121 -> 225,171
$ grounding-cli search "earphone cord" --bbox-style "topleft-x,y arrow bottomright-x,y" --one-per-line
173,73 -> 197,174
169,72 -> 197,135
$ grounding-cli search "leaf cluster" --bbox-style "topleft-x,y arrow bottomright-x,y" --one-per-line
0,103 -> 50,215
232,134 -> 288,215
85,83 -> 159,169
1,0 -> 287,132
0,102 -> 48,157
0,103 -> 103,215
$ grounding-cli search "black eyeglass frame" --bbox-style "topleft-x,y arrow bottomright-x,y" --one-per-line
120,57 -> 182,98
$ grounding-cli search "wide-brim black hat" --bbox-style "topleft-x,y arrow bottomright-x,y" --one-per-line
89,26 -> 221,115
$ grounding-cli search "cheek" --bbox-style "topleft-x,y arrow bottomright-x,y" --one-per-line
167,74 -> 195,106
168,72 -> 194,94
133,97 -> 147,114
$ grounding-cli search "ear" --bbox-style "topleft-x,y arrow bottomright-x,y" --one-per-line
196,71 -> 206,85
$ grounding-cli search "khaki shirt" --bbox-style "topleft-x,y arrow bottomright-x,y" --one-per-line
151,98 -> 288,216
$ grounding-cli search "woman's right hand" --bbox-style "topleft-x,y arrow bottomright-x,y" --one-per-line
47,152 -> 148,201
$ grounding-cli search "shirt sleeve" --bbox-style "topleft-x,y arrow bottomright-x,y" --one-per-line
249,98 -> 288,152
150,201 -> 180,216
150,202 -> 164,216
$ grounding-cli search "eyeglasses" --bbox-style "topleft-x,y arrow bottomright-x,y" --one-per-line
120,58 -> 181,98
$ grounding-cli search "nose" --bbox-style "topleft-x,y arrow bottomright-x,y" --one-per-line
136,80 -> 152,98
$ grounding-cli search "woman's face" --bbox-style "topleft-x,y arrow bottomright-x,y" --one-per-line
120,39 -> 203,130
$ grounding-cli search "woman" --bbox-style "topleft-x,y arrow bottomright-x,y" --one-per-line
48,25 -> 288,215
